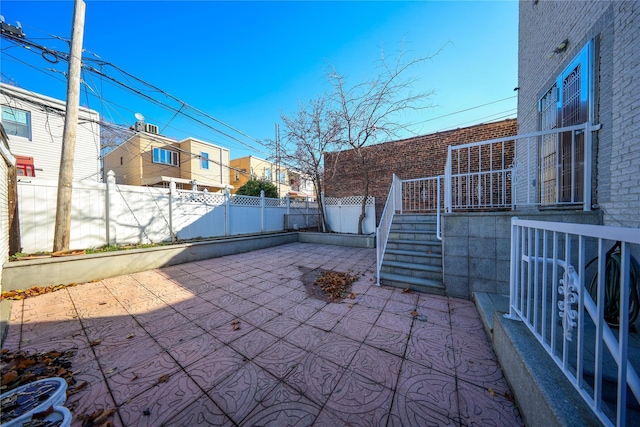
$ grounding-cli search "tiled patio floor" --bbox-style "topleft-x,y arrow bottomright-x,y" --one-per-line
3,242 -> 522,426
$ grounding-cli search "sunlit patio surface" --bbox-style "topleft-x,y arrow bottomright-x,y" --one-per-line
4,242 -> 522,426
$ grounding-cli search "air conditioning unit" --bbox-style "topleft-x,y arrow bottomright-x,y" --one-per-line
145,123 -> 159,134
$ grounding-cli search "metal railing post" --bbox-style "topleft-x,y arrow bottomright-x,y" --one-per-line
504,216 -> 520,320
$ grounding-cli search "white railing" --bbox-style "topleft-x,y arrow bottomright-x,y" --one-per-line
376,174 -> 401,286
507,218 -> 640,427
401,176 -> 443,241
444,122 -> 600,212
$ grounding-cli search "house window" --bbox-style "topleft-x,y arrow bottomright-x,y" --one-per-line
234,171 -> 240,181
152,147 -> 179,166
1,106 -> 31,140
265,168 -> 271,181
538,41 -> 591,205
278,172 -> 285,183
200,152 -> 209,169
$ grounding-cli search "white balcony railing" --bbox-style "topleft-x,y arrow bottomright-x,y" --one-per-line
507,218 -> 640,427
444,122 -> 600,212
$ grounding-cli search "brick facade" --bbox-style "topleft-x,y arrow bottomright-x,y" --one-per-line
323,119 -> 517,222
517,0 -> 639,228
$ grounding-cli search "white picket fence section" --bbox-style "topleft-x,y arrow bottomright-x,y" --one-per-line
16,174 -> 374,253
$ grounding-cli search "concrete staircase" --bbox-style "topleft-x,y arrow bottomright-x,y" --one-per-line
379,214 -> 444,294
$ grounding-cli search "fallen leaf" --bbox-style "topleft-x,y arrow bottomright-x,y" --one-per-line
68,381 -> 88,396
402,288 -> 413,294
158,374 -> 170,384
411,311 -> 418,317
349,292 -> 356,299
32,405 -> 54,419
90,339 -> 103,347
98,302 -> 107,306
92,408 -> 117,425
126,333 -> 135,339
131,374 -> 139,381
504,391 -> 515,401
143,409 -> 151,416
232,323 -> 241,331
488,387 -> 496,397
1,370 -> 18,385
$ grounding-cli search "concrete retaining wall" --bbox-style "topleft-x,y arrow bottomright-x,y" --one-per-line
442,209 -> 602,299
1,232 -> 375,291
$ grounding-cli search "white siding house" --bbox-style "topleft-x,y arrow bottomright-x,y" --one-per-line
0,83 -> 101,182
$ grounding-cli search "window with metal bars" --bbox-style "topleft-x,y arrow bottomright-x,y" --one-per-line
538,41 -> 591,206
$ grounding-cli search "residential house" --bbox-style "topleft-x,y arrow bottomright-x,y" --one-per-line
0,82 -> 101,181
103,128 -> 232,192
0,123 -> 16,287
230,156 -> 292,198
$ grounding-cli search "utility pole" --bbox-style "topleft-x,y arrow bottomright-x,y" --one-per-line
275,123 -> 280,198
53,0 -> 86,252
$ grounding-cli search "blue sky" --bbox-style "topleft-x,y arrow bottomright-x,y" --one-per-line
0,1 -> 518,159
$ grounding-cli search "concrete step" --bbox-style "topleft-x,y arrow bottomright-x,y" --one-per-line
392,214 -> 437,223
378,272 -> 444,295
382,260 -> 442,274
388,229 -> 439,241
386,239 -> 442,253
384,249 -> 442,266
381,264 -> 442,282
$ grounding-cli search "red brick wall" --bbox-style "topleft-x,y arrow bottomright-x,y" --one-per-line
323,119 -> 518,221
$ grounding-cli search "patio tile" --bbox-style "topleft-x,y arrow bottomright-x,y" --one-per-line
264,296 -> 297,314
280,288 -> 308,303
242,306 -> 279,327
106,352 -> 181,405
364,324 -> 409,357
187,345 -> 247,390
208,318 -> 255,344
284,324 -> 330,352
222,298 -> 260,317
250,290 -> 279,306
322,301 -> 354,317
375,311 -> 414,335
384,298 -> 417,316
66,377 -> 119,424
81,316 -> 142,346
117,374 -> 203,427
94,335 -> 165,374
417,293 -> 451,312
229,328 -> 279,359
171,298 -> 216,319
391,360 -> 460,426
333,317 -> 373,342
456,378 -> 523,426
390,289 -> 420,306
323,368 -> 394,425
344,304 -> 382,324
406,327 -> 457,373
165,332 -> 224,368
191,307 -> 236,331
260,315 -> 301,338
357,293 -> 388,310
365,285 -> 394,300
349,343 -> 403,390
305,309 -> 342,331
300,297 -> 327,310
206,361 -> 279,424
153,321 -> 207,350
162,394 -> 234,426
309,336 -> 360,367
240,383 -> 322,427
253,339 -> 309,379
283,302 -> 317,323
283,352 -> 345,406
135,310 -> 189,337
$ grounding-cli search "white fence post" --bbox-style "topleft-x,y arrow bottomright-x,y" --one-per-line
225,187 -> 230,236
260,190 -> 265,233
169,179 -> 176,242
105,170 -> 116,246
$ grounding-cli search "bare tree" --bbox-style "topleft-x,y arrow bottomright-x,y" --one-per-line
278,96 -> 342,232
328,45 -> 436,234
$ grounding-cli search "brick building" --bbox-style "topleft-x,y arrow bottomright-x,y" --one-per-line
323,119 -> 517,222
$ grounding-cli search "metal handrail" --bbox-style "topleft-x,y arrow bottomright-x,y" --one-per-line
508,217 -> 640,427
376,174 -> 400,286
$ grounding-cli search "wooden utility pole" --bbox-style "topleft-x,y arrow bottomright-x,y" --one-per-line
53,0 -> 86,252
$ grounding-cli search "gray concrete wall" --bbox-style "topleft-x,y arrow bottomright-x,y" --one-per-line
442,209 -> 602,299
1,232 -> 375,292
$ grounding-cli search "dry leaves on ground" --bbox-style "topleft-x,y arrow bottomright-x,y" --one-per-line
0,349 -> 75,392
1,283 -> 77,301
313,271 -> 359,302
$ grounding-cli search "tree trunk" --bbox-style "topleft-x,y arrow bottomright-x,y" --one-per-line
357,156 -> 369,235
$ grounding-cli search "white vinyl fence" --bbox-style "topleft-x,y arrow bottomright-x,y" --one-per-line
16,173 -> 374,253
